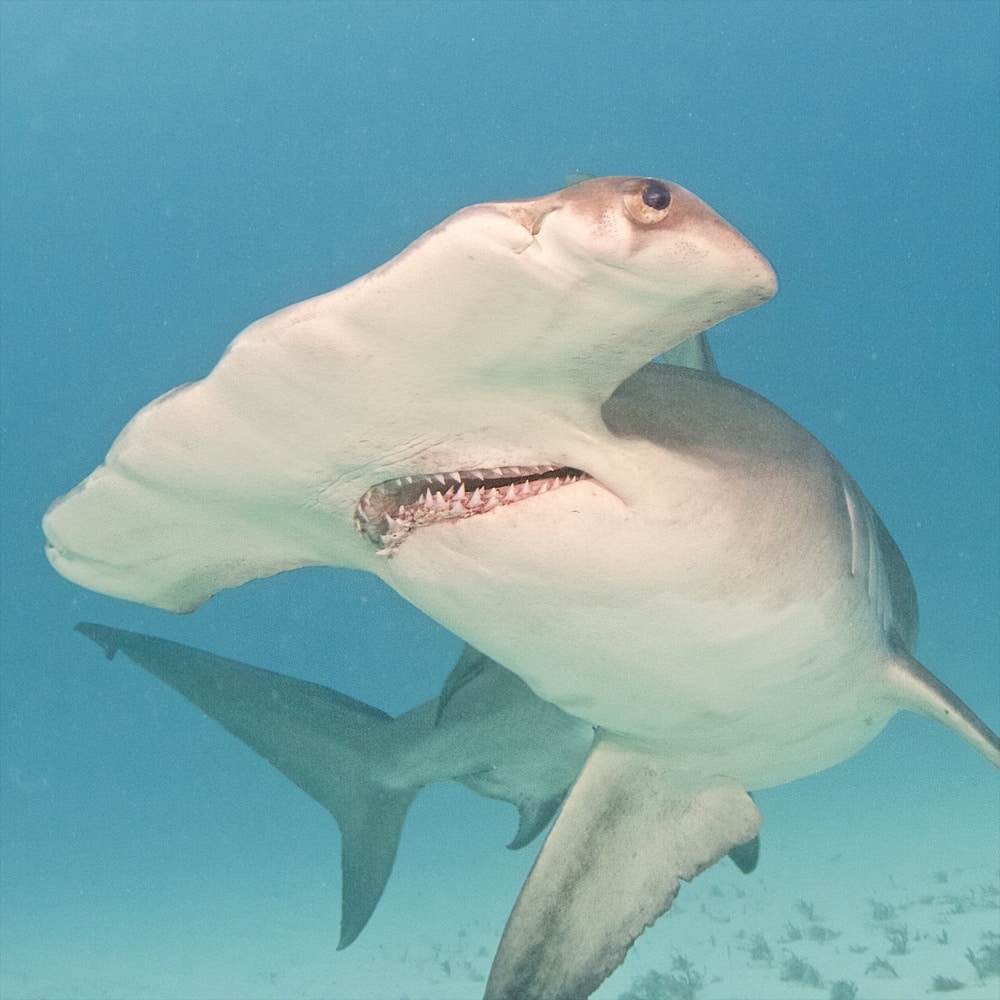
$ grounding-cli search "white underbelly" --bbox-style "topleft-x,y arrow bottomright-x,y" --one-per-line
380,480 -> 894,790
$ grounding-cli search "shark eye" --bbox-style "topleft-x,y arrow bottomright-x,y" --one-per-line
642,181 -> 671,210
623,179 -> 672,225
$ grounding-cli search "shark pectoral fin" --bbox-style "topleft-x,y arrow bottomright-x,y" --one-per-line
75,622 -> 417,949
886,652 -> 1000,768
484,739 -> 762,1000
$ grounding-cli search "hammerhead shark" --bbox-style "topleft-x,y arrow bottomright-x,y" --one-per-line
44,178 -> 999,998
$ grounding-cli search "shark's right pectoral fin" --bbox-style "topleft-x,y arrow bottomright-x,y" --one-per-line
485,738 -> 762,1000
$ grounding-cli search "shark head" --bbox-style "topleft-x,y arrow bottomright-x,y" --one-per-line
43,176 -> 775,613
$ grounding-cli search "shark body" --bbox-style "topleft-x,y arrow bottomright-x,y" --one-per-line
43,179 -> 999,997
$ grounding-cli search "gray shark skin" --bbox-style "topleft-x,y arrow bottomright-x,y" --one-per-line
75,621 -> 761,950
74,624 -> 590,947
42,179 -> 1000,998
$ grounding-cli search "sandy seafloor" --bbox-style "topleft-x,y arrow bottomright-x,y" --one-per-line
1,2 -> 998,999
2,764 -> 998,1000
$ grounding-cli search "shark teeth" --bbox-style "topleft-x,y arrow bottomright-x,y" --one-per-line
354,464 -> 590,555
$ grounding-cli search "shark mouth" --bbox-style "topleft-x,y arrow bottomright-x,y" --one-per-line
354,465 -> 590,555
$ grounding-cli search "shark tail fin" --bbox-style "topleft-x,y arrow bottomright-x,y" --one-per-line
75,622 -> 418,948
886,651 -> 1000,768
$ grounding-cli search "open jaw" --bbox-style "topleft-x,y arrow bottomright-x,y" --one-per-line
354,465 -> 591,555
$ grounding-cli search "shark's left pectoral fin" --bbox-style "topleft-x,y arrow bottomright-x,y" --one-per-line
485,739 -> 762,1000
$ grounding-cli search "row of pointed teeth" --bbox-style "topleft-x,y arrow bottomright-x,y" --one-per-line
354,465 -> 589,555
378,464 -> 568,491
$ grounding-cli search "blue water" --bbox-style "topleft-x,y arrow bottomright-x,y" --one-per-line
1,2 -> 997,998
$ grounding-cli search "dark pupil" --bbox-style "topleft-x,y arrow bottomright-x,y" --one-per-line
642,181 -> 671,211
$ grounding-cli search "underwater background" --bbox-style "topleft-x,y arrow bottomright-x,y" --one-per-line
1,2 -> 997,998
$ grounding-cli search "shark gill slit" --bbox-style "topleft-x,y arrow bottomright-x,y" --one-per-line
354,465 -> 590,555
